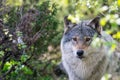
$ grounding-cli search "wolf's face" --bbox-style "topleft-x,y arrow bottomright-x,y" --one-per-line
61,16 -> 102,59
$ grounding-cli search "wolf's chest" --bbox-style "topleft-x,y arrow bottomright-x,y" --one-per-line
64,59 -> 95,79
63,55 -> 108,80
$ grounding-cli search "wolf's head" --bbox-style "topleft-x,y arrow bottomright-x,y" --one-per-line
61,16 -> 102,59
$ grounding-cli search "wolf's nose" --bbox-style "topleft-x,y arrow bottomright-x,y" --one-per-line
77,50 -> 84,57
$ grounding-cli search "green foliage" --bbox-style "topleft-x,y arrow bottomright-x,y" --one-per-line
0,0 -> 60,80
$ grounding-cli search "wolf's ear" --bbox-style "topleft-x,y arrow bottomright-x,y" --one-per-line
64,16 -> 76,34
88,17 -> 102,35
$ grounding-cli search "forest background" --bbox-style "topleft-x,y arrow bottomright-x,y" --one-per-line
0,0 -> 120,80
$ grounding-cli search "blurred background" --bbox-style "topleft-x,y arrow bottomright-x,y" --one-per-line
0,0 -> 120,80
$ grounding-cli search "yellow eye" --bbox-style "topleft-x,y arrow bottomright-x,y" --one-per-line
72,37 -> 77,41
85,37 -> 91,42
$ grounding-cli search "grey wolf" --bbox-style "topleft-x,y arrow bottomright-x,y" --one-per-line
60,16 -> 120,80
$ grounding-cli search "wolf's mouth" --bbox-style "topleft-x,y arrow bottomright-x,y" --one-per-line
77,56 -> 85,59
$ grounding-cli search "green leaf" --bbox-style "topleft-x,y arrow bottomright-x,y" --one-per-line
118,0 -> 120,6
100,18 -> 107,27
3,62 -> 12,71
21,66 -> 33,75
20,55 -> 29,62
0,51 -> 4,56
6,0 -> 23,6
113,32 -> 120,39
21,44 -> 27,49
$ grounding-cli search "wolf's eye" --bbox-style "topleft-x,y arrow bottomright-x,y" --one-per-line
85,37 -> 91,42
72,37 -> 77,42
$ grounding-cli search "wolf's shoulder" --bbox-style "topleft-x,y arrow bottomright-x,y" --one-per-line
101,31 -> 114,42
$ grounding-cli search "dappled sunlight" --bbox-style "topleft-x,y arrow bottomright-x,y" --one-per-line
38,45 -> 61,61
101,74 -> 112,80
6,0 -> 23,6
